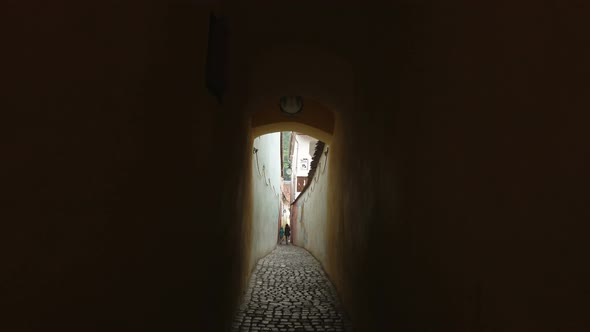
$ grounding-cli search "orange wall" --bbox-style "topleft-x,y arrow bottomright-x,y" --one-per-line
251,99 -> 335,143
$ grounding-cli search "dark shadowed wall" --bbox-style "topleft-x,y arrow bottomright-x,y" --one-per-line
3,2 -> 251,331
325,2 -> 590,331
3,1 -> 589,332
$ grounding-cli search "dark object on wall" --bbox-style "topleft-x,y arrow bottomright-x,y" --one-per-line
206,13 -> 228,104
279,96 -> 304,115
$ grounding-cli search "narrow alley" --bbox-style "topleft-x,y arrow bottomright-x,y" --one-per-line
232,245 -> 353,332
5,2 -> 590,331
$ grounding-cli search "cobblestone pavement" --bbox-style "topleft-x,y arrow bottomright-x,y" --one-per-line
231,244 -> 354,332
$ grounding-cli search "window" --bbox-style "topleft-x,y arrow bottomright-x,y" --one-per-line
300,158 -> 309,171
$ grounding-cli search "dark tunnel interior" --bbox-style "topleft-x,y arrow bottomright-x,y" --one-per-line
3,1 -> 589,331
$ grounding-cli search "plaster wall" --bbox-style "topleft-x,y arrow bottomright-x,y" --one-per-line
293,135 -> 316,178
237,3 -> 590,331
5,2 -> 590,332
291,140 -> 299,199
292,145 -> 330,266
322,4 -> 590,331
4,2 -> 252,331
250,133 -> 281,269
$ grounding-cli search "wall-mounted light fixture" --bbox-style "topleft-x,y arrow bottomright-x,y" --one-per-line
324,147 -> 329,157
253,147 -> 258,154
279,96 -> 304,116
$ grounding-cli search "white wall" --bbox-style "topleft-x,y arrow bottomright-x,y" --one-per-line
291,139 -> 299,199
250,133 -> 281,269
292,144 -> 329,265
292,134 -> 318,201
294,135 -> 316,178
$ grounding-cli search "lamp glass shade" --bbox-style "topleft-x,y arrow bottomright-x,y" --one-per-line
280,96 -> 303,115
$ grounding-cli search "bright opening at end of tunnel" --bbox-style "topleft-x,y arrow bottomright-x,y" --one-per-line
236,131 -> 353,331
250,131 -> 327,248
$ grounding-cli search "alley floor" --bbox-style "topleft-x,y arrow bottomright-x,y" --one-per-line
231,244 -> 354,332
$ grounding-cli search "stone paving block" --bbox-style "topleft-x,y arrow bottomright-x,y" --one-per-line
231,245 -> 353,332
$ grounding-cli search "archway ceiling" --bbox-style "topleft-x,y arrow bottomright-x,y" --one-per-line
247,45 -> 354,144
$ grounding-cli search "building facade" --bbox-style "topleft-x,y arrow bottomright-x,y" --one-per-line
289,133 -> 318,202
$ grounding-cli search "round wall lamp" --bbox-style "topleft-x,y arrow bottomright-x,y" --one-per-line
279,96 -> 304,116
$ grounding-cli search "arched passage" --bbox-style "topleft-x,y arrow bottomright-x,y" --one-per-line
240,43 -> 352,303
249,100 -> 334,257
245,105 -> 334,273
251,98 -> 335,144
